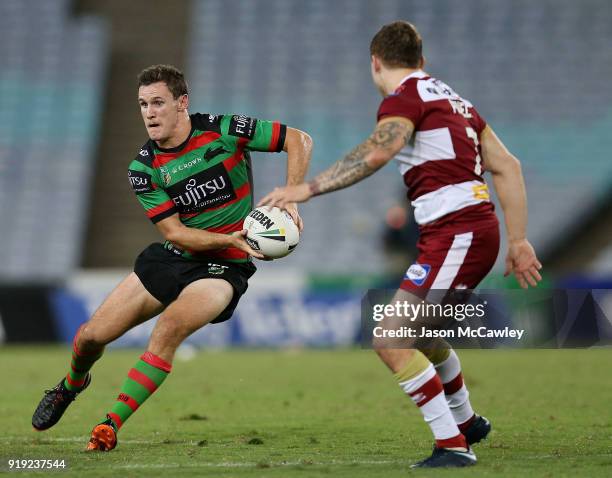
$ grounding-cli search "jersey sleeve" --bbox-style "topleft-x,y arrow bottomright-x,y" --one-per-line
128,158 -> 177,224
377,91 -> 425,126
470,107 -> 487,135
221,114 -> 287,153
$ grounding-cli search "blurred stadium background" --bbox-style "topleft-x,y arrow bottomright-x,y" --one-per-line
0,0 -> 611,347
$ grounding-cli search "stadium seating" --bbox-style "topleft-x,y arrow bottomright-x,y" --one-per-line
187,0 -> 612,274
0,0 -> 109,280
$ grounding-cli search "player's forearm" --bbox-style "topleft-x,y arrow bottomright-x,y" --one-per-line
284,128 -> 312,186
165,225 -> 234,252
491,160 -> 528,242
307,143 -> 383,196
307,119 -> 410,196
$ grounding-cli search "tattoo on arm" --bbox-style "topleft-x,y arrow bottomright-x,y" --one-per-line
308,120 -> 411,196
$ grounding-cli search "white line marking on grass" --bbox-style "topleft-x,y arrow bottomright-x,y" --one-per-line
102,460 -> 410,469
71,454 -> 612,470
4,437 -> 611,467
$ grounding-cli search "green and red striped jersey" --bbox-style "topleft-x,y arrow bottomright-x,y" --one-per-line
128,113 -> 286,263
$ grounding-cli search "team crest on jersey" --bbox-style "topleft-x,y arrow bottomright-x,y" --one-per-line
404,263 -> 431,286
160,166 -> 172,186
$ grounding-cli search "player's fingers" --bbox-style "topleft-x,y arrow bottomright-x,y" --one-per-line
257,192 -> 279,207
275,198 -> 288,209
515,272 -> 528,289
271,195 -> 286,208
285,207 -> 299,225
233,231 -> 264,259
530,266 -> 542,282
525,270 -> 538,287
237,242 -> 263,259
504,258 -> 513,277
244,246 -> 264,259
257,195 -> 271,207
297,215 -> 304,231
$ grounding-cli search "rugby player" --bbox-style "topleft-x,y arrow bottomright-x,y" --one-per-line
31,65 -> 312,451
259,21 -> 542,468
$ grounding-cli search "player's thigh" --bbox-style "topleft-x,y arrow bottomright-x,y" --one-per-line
151,278 -> 234,340
81,272 -> 164,344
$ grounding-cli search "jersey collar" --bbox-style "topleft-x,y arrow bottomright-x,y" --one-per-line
395,70 -> 428,91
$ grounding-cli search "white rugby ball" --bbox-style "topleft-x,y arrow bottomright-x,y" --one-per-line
243,207 -> 299,259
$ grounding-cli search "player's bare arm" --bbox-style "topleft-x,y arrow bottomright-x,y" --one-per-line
480,125 -> 542,288
258,117 -> 413,208
281,127 -> 313,230
309,117 -> 412,195
155,214 -> 264,259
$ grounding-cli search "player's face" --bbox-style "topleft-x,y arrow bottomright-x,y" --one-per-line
138,82 -> 184,143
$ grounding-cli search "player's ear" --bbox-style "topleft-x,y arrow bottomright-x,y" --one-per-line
178,94 -> 189,112
371,55 -> 382,73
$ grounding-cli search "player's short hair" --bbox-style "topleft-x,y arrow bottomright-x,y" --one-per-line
370,21 -> 423,69
137,64 -> 188,99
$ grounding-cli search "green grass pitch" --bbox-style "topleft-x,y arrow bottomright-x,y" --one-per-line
0,347 -> 611,477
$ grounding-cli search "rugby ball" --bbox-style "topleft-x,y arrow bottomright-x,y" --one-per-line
243,207 -> 299,259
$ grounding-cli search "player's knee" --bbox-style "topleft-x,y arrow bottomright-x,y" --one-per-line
373,343 -> 391,363
374,346 -> 417,372
78,322 -> 108,349
153,316 -> 192,342
372,331 -> 418,353
372,334 -> 389,353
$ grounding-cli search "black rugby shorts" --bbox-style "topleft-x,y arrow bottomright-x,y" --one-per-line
134,243 -> 256,323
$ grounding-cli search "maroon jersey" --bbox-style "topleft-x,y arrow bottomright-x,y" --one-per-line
377,70 -> 494,226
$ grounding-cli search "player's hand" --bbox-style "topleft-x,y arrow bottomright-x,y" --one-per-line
258,184 -> 312,210
504,239 -> 542,288
229,230 -> 265,259
283,202 -> 304,231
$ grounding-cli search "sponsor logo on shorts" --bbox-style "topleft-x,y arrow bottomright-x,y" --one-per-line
208,263 -> 229,275
404,263 -> 431,286
164,242 -> 184,256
